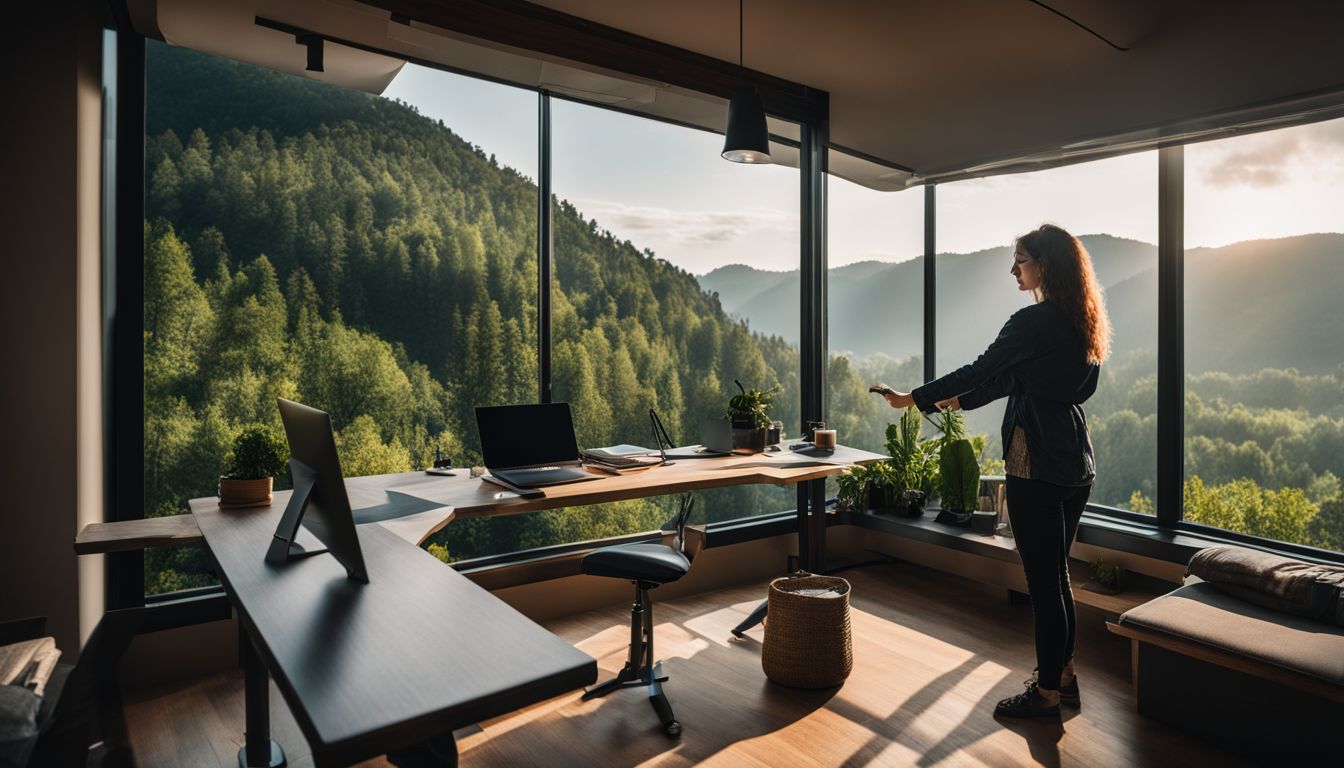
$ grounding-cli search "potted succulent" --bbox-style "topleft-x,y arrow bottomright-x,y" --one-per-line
219,424 -> 290,508
726,379 -> 779,453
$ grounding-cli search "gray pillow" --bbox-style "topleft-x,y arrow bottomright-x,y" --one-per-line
1187,546 -> 1344,626
0,684 -> 40,768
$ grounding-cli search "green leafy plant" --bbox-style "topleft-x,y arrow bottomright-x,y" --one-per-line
1089,557 -> 1122,590
836,463 -> 873,510
224,424 -> 290,480
930,409 -> 980,513
726,379 -> 779,429
883,407 -> 938,495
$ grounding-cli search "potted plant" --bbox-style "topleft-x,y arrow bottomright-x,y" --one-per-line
726,379 -> 779,453
930,409 -> 981,525
876,407 -> 937,516
835,463 -> 873,512
1086,557 -> 1124,594
219,424 -> 290,508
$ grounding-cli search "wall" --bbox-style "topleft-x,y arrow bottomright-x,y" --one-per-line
0,1 -> 104,654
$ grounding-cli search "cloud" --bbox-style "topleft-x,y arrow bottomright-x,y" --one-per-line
1202,135 -> 1301,188
569,199 -> 792,248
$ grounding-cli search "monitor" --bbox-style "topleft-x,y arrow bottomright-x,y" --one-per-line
271,398 -> 368,582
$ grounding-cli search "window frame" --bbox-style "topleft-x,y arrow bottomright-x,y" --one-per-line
106,17 -> 1344,627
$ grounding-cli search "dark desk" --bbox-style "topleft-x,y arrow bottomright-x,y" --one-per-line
189,444 -> 883,765
191,496 -> 596,767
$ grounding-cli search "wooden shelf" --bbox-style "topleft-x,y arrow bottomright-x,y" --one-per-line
74,515 -> 203,555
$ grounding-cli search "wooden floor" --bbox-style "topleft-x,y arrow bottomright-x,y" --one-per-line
125,562 -> 1245,767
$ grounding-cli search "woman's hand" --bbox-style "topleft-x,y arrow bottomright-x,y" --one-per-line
883,390 -> 915,409
935,396 -> 961,411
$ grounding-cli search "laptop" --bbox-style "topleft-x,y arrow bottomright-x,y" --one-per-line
475,403 -> 600,488
664,416 -> 735,458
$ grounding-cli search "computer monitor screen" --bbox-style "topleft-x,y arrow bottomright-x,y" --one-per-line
476,403 -> 581,470
274,398 -> 368,582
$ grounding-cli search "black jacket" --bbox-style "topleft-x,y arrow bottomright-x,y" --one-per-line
911,300 -> 1098,487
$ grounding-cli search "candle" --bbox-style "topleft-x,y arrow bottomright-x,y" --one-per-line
813,428 -> 837,449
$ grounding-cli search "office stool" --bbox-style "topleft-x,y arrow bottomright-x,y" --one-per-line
580,496 -> 702,737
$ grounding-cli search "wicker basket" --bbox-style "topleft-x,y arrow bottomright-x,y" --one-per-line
761,572 -> 853,688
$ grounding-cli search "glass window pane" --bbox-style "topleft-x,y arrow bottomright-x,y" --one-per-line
1184,118 -> 1344,551
826,173 -> 923,455
546,98 -> 801,533
143,43 -> 537,590
936,154 -> 1157,511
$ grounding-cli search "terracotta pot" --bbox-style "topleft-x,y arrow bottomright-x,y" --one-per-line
218,476 -> 273,507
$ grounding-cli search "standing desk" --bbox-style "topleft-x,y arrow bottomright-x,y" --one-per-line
190,444 -> 883,767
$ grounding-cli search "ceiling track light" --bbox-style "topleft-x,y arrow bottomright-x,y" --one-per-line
255,17 -> 326,73
722,0 -> 771,163
297,34 -> 324,73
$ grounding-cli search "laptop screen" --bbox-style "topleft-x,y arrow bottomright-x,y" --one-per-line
476,403 -> 581,470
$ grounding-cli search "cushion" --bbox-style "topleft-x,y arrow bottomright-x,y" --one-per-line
1119,582 -> 1344,686
1187,546 -> 1344,626
581,542 -> 690,583
0,684 -> 40,768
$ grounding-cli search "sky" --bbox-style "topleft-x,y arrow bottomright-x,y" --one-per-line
384,63 -> 1344,274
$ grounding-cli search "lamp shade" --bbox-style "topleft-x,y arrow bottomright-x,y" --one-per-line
722,86 -> 771,163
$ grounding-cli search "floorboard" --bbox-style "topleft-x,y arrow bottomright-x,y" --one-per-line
125,562 -> 1246,767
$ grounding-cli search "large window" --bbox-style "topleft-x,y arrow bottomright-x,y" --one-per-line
541,98 -> 800,532
936,154 -> 1158,509
826,171 -> 923,455
142,44 -> 537,591
1183,118 -> 1344,551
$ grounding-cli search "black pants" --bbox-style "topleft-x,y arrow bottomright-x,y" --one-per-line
1005,476 -> 1091,691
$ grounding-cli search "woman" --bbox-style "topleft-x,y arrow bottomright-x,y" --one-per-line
882,223 -> 1110,718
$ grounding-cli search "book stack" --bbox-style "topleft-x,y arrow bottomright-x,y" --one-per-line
582,444 -> 664,471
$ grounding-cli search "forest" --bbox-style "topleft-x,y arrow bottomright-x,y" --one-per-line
142,42 -> 796,593
143,43 -> 1341,594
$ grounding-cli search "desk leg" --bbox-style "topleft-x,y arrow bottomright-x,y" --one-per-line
239,624 -> 286,768
731,481 -> 825,638
806,479 -> 827,573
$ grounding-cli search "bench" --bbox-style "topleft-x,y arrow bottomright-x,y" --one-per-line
1108,581 -> 1343,764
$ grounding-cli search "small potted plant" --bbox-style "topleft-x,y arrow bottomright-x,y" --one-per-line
883,407 -> 937,517
1086,557 -> 1124,594
219,424 -> 290,508
930,409 -> 981,526
726,379 -> 779,453
835,463 -> 872,512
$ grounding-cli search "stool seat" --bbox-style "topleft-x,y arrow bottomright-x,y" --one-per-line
582,543 -> 690,583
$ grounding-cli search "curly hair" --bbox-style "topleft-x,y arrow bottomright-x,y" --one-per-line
1016,224 -> 1111,364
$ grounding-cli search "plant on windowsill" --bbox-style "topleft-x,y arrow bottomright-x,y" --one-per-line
930,408 -> 981,525
837,407 -> 935,516
884,406 -> 938,516
726,379 -> 779,453
218,424 -> 290,508
1085,557 -> 1124,595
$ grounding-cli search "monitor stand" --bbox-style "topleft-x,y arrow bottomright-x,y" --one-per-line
265,459 -> 329,565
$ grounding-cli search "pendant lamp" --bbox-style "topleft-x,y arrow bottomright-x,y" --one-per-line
722,0 -> 771,163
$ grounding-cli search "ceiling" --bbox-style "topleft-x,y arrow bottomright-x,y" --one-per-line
133,0 -> 1344,189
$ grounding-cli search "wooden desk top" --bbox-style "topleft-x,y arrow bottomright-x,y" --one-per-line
191,497 -> 597,766
78,445 -> 885,554
343,443 -> 886,544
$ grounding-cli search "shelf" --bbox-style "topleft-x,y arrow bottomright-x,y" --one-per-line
74,515 -> 203,555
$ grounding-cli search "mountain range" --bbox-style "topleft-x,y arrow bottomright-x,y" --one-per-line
698,232 -> 1344,375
